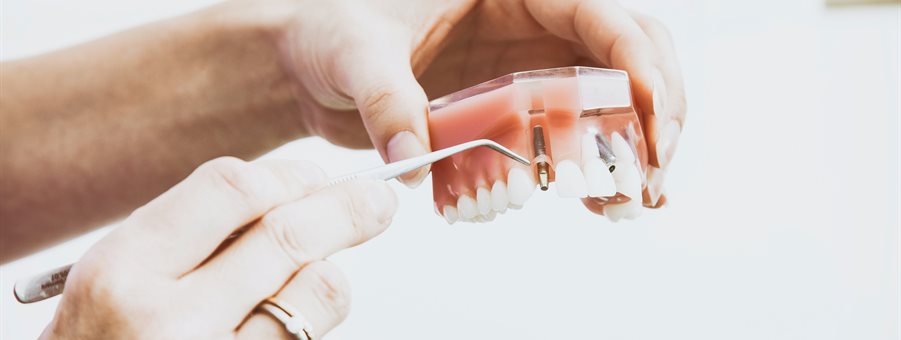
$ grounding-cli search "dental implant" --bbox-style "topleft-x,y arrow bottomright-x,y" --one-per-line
594,133 -> 617,172
532,125 -> 550,191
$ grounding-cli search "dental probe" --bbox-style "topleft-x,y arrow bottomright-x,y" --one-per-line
13,139 -> 530,304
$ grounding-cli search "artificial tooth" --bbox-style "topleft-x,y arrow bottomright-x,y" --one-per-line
483,210 -> 497,221
554,160 -> 588,198
612,163 -> 642,199
611,132 -> 636,164
490,181 -> 509,213
604,203 -> 627,222
476,187 -> 492,216
583,158 -> 617,197
507,167 -> 536,206
604,200 -> 642,222
457,195 -> 478,220
442,205 -> 458,224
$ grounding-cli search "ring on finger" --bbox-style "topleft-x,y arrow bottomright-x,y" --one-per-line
257,297 -> 316,340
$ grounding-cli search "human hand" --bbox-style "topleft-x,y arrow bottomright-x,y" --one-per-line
41,157 -> 397,339
253,0 -> 684,210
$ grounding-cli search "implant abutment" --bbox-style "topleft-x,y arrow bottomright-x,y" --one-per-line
532,126 -> 550,191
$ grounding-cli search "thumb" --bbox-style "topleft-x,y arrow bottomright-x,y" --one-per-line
341,42 -> 431,188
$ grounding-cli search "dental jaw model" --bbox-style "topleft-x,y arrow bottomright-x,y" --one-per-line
428,67 -> 649,223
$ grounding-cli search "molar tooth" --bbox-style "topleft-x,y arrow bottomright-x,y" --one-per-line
583,158 -> 617,197
457,195 -> 478,220
507,167 -> 536,206
611,132 -> 636,164
554,160 -> 588,198
442,205 -> 458,224
490,181 -> 509,213
476,187 -> 492,216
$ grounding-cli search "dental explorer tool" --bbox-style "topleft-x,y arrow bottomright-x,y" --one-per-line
13,139 -> 530,304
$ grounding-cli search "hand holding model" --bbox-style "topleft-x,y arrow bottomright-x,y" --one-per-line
1,0 -> 686,338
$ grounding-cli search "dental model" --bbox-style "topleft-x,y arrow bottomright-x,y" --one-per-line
428,67 -> 649,223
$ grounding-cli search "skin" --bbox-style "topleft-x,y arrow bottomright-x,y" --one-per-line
40,158 -> 397,339
1,0 -> 685,337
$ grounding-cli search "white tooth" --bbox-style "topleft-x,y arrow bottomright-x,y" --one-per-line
604,203 -> 627,222
554,160 -> 587,198
605,199 -> 643,222
442,205 -> 458,224
476,187 -> 492,216
581,133 -> 598,161
507,167 -> 536,205
611,132 -> 636,164
583,158 -> 616,197
623,200 -> 643,220
457,195 -> 478,220
491,181 -> 509,213
508,203 -> 523,210
484,210 -> 497,222
612,163 -> 642,199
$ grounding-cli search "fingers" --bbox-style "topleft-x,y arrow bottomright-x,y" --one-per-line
95,157 -> 327,278
236,261 -> 350,340
338,28 -> 432,188
630,12 -> 687,207
183,180 -> 396,326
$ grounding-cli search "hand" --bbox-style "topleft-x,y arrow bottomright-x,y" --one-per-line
258,0 -> 684,208
41,157 -> 397,339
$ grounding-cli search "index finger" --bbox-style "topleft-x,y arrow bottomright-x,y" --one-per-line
94,157 -> 327,278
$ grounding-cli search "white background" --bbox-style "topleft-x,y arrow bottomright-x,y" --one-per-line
2,0 -> 899,339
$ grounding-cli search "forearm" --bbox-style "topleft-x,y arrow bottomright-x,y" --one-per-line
0,4 -> 307,261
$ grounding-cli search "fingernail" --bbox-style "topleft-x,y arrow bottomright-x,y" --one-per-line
387,131 -> 428,188
367,182 -> 398,223
643,166 -> 666,208
655,121 -> 681,169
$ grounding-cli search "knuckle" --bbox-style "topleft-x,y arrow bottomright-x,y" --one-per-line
304,263 -> 352,321
261,209 -> 311,267
359,85 -> 395,121
337,187 -> 369,245
201,157 -> 275,211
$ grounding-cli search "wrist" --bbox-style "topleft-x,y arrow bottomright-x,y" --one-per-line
192,1 -> 314,138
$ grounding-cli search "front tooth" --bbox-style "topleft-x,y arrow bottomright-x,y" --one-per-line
490,181 -> 509,213
476,187 -> 492,216
554,160 -> 587,198
442,205 -> 458,224
507,167 -> 536,206
611,132 -> 636,164
583,158 -> 616,197
457,195 -> 478,220
612,163 -> 642,199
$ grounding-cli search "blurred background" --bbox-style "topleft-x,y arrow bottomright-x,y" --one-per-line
2,0 -> 899,339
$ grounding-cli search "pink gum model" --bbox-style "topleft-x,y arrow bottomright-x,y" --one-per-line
428,67 -> 649,223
